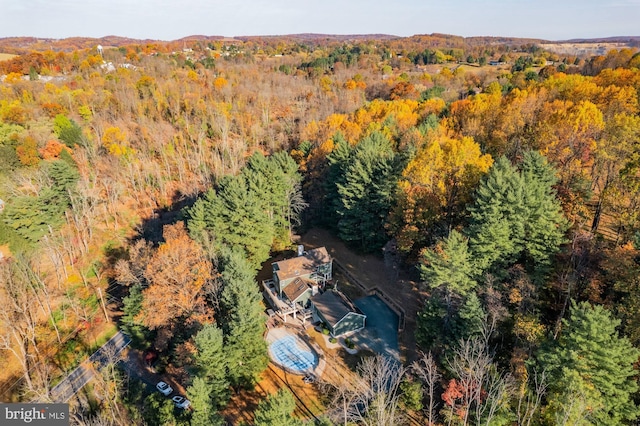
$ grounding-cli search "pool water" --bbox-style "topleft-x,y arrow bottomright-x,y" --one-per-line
270,335 -> 318,373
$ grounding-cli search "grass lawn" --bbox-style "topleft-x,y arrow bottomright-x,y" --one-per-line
0,53 -> 17,62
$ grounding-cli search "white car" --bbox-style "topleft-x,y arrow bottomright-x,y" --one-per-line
172,395 -> 191,409
156,381 -> 173,396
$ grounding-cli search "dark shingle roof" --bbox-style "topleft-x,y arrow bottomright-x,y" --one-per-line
311,290 -> 364,327
282,277 -> 314,303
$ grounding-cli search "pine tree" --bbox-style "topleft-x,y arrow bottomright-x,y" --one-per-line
335,132 -> 398,252
538,301 -> 639,425
2,159 -> 79,243
187,377 -> 225,426
323,132 -> 351,231
467,153 -> 567,277
419,230 -> 477,345
415,296 -> 446,351
455,292 -> 486,341
219,250 -> 268,388
121,284 -> 152,346
3,196 -> 56,242
419,229 -> 477,299
253,389 -> 303,426
519,151 -> 568,274
467,156 -> 521,273
243,151 -> 303,245
203,175 -> 274,269
185,152 -> 304,268
193,324 -> 230,408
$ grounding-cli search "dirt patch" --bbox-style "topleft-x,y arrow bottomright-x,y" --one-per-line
223,364 -> 325,424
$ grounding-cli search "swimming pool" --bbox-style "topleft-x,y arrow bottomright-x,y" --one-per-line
269,334 -> 318,374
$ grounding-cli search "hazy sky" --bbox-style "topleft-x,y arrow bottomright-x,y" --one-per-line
1,0 -> 638,41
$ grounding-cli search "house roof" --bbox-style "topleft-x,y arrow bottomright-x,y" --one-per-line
282,277 -> 314,303
311,290 -> 364,327
273,247 -> 331,282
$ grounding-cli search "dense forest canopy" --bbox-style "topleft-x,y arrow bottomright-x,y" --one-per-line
1,33 -> 640,425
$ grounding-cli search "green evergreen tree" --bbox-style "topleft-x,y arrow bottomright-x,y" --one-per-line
538,301 -> 639,425
185,151 -> 304,268
419,229 -> 477,299
415,296 -> 447,351
468,153 -> 567,277
193,324 -> 230,408
54,115 -> 84,148
201,175 -> 274,268
121,284 -> 152,346
2,160 -> 79,244
454,292 -> 486,341
3,196 -> 56,242
467,156 -> 521,273
184,195 -> 210,246
323,132 -> 351,231
335,132 -> 398,252
219,250 -> 268,388
142,393 -> 180,426
45,159 -> 80,198
242,151 -> 303,245
187,376 -> 225,426
519,151 -> 568,275
418,230 -> 480,351
254,388 -> 303,426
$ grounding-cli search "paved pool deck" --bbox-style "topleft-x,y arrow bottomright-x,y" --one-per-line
352,295 -> 400,360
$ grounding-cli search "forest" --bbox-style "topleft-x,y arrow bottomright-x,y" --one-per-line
0,33 -> 640,425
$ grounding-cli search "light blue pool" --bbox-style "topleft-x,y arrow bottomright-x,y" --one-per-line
270,335 -> 318,374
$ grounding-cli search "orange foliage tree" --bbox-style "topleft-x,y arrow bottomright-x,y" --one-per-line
139,222 -> 214,329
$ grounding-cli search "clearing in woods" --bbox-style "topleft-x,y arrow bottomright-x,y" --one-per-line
0,53 -> 17,62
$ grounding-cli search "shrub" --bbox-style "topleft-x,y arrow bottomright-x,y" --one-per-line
322,327 -> 330,335
329,337 -> 337,344
400,379 -> 423,411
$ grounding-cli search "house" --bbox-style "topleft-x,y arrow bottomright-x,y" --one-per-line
262,247 -> 333,324
311,290 -> 366,337
272,247 -> 332,307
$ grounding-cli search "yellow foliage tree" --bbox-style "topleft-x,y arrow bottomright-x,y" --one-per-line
390,130 -> 493,256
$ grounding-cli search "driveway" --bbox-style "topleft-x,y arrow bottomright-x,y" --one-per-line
352,295 -> 399,360
50,331 -> 131,402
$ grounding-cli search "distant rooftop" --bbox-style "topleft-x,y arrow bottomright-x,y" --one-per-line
273,247 -> 331,282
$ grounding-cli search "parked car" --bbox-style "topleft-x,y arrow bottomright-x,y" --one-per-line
156,381 -> 173,396
172,395 -> 191,409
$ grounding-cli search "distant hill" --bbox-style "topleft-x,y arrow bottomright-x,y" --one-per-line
0,33 -> 637,55
0,36 -> 165,54
234,33 -> 399,42
563,36 -> 640,43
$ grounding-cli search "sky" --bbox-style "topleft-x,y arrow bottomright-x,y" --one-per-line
0,0 -> 638,41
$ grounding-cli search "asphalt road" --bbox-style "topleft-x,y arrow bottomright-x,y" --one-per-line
50,331 -> 131,403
